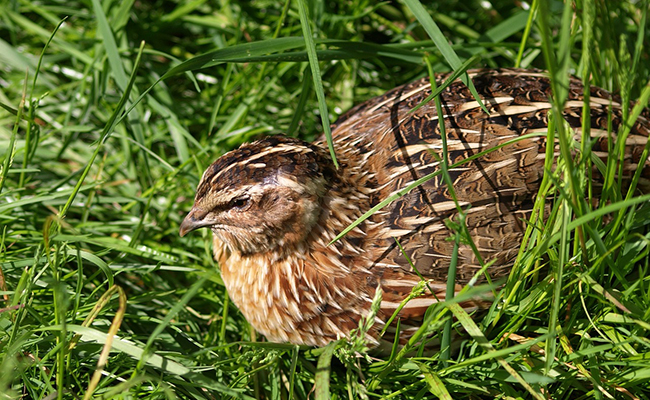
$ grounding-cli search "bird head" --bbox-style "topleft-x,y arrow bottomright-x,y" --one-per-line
179,136 -> 335,255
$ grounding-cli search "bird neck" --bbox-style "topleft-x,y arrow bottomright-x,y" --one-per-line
211,187 -> 380,346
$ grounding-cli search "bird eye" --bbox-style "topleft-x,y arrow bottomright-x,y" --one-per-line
230,196 -> 250,209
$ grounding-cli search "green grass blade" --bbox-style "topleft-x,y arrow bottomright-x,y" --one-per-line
297,0 -> 337,168
59,41 -> 146,219
402,0 -> 488,113
314,342 -> 336,400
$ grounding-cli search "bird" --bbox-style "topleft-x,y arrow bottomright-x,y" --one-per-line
179,68 -> 650,349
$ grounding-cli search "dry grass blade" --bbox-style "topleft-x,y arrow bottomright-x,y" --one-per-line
83,286 -> 127,400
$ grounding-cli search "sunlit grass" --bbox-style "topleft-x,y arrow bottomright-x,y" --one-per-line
1,0 -> 649,398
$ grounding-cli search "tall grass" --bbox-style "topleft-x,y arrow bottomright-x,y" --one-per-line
1,0 -> 649,398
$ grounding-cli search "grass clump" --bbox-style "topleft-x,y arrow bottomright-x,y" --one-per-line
1,0 -> 649,398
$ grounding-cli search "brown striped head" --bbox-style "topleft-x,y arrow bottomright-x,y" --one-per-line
179,136 -> 335,255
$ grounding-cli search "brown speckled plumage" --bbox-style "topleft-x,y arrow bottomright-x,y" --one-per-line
180,69 -> 650,348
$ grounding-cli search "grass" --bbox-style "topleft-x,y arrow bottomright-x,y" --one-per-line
1,0 -> 650,398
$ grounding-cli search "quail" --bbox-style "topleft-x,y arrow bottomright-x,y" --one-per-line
180,69 -> 650,348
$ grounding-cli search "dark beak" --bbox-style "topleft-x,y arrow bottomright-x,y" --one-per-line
179,209 -> 210,237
